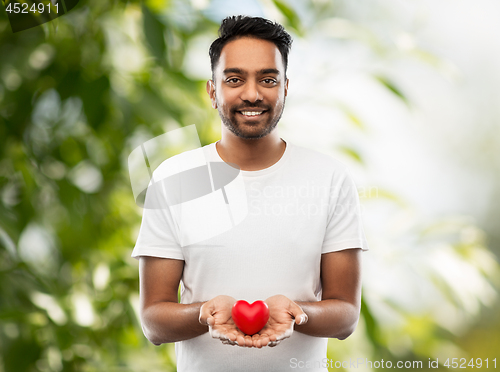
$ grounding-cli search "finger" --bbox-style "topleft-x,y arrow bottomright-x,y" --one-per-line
229,328 -> 247,346
257,333 -> 270,347
225,330 -> 239,342
205,316 -> 215,326
199,302 -> 215,326
290,302 -> 308,325
235,334 -> 246,347
212,326 -> 239,344
251,334 -> 263,348
243,335 -> 253,348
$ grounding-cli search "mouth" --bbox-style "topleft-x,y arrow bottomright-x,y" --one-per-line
236,110 -> 268,118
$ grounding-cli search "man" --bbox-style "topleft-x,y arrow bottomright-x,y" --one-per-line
132,15 -> 369,371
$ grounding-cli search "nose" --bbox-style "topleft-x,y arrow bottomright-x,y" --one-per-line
240,80 -> 262,103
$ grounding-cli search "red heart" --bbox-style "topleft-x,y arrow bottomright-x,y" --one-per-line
231,300 -> 270,335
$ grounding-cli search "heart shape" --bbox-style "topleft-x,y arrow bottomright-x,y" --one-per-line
231,300 -> 270,335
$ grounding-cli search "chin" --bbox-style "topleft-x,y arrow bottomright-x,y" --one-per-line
233,131 -> 268,140
243,124 -> 274,137
222,114 -> 278,139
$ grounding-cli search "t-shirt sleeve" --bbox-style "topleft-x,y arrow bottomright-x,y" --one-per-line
321,166 -> 369,254
131,178 -> 184,261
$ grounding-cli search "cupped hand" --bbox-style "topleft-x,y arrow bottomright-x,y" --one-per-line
251,294 -> 308,348
199,295 -> 253,347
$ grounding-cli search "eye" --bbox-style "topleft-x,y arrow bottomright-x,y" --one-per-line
262,78 -> 277,85
226,78 -> 241,84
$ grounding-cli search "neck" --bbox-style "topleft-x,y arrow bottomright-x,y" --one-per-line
216,130 -> 286,171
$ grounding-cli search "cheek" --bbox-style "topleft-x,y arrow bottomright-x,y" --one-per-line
272,87 -> 286,101
217,91 -> 239,109
272,94 -> 285,109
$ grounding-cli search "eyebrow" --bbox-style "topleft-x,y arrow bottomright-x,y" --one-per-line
223,68 -> 280,76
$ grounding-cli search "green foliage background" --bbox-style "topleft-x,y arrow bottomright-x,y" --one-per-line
0,1 -> 222,370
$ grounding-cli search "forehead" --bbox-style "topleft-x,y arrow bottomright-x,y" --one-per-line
217,37 -> 284,74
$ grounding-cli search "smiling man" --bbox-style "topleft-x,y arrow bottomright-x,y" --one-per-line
132,15 -> 369,371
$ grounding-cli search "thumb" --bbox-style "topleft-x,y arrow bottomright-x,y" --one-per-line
199,302 -> 215,326
290,302 -> 308,325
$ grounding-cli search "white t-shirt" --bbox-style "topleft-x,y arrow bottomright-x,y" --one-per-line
132,139 -> 369,372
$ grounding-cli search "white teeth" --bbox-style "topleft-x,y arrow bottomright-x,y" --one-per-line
240,111 -> 263,116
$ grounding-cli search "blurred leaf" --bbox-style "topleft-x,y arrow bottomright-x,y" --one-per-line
364,188 -> 408,208
375,75 -> 408,105
337,103 -> 365,130
3,337 -> 41,372
272,0 -> 303,36
79,75 -> 110,129
146,0 -> 171,14
63,0 -> 81,13
361,297 -> 380,347
337,145 -> 363,164
142,4 -> 166,64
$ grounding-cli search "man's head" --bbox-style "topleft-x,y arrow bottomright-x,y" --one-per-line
207,16 -> 293,140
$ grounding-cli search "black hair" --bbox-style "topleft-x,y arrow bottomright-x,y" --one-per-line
209,15 -> 293,79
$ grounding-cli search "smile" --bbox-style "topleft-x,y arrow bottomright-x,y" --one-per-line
238,111 -> 266,117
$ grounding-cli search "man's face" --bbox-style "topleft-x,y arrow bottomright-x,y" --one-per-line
207,37 -> 289,140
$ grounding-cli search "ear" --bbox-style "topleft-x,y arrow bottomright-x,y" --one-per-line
206,80 -> 217,109
284,78 -> 289,97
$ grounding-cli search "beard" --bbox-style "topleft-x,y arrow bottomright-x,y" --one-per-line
217,97 -> 286,140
